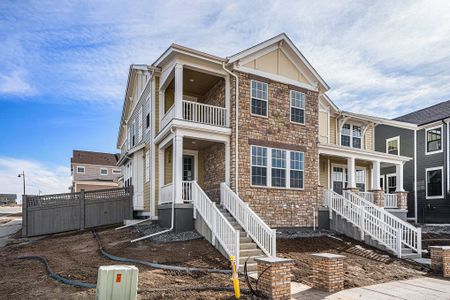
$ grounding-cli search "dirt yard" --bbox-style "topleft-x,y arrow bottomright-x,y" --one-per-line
0,227 -> 249,300
277,234 -> 427,289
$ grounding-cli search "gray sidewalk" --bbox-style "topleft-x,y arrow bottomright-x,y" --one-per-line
0,219 -> 22,247
292,277 -> 450,300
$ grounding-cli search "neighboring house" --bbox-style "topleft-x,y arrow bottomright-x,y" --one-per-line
116,34 -> 422,263
71,150 -> 121,192
0,194 -> 17,205
375,100 -> 450,223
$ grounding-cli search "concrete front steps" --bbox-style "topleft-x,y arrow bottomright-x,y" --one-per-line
216,205 -> 265,273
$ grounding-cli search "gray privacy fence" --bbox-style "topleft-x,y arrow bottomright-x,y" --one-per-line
22,186 -> 133,237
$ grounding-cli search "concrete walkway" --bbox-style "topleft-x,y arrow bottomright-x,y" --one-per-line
0,219 -> 22,247
292,277 -> 450,300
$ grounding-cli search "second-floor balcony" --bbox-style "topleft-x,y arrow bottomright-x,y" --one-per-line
158,64 -> 230,132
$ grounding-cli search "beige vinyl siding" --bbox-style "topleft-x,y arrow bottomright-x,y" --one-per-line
154,149 -> 159,207
319,111 -> 328,143
329,116 -> 337,145
319,157 -> 328,187
243,49 -> 309,84
364,125 -> 374,150
164,145 -> 173,184
165,85 -> 174,112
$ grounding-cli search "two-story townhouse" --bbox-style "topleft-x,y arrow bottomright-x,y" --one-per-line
70,150 -> 121,192
117,34 -> 422,265
375,100 -> 450,223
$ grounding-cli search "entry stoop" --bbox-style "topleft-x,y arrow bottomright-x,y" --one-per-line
216,204 -> 266,273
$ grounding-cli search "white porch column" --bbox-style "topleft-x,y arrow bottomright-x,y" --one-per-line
225,140 -> 230,185
372,161 -> 381,190
173,133 -> 184,203
174,64 -> 183,119
347,157 -> 356,189
158,148 -> 164,201
396,163 -> 404,192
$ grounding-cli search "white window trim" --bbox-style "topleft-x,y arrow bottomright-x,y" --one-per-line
250,80 -> 269,118
112,169 -> 121,174
425,124 -> 443,155
386,136 -> 400,156
341,123 -> 362,149
250,145 -> 304,190
100,168 -> 108,176
183,149 -> 199,181
425,166 -> 444,199
290,90 -> 305,125
76,166 -> 85,174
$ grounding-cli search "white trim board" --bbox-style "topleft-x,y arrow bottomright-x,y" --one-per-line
425,166 -> 444,200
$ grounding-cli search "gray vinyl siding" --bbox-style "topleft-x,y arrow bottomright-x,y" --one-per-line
416,124 -> 450,223
374,124 -> 415,218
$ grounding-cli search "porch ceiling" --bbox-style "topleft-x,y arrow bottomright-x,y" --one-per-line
183,68 -> 222,96
183,138 -> 219,150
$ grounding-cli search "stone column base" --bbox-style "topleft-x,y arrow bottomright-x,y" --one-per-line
430,246 -> 444,274
370,189 -> 385,207
443,247 -> 450,278
344,187 -> 360,194
311,253 -> 346,292
255,257 -> 294,300
395,191 -> 408,210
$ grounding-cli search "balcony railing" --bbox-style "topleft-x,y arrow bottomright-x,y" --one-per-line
384,193 -> 398,208
359,192 -> 374,203
182,100 -> 227,127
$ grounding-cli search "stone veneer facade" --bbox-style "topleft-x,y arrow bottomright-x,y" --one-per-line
229,71 -> 320,228
201,143 -> 225,203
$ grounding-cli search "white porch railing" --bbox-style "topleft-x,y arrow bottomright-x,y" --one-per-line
221,183 -> 276,257
160,105 -> 175,129
182,100 -> 227,127
182,181 -> 193,202
159,183 -> 173,204
192,182 -> 240,269
384,193 -> 398,208
342,190 -> 421,257
359,192 -> 374,203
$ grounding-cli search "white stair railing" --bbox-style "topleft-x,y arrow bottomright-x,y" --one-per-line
343,190 -> 421,257
384,193 -> 398,208
182,181 -> 193,202
221,183 -> 276,257
191,182 -> 240,269
182,100 -> 228,127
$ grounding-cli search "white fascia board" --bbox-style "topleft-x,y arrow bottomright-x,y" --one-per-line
318,143 -> 412,164
341,111 -> 418,130
236,66 -> 318,92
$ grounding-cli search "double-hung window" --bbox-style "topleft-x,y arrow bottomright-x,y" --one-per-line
386,136 -> 400,155
355,169 -> 365,191
426,126 -> 442,154
100,168 -> 108,176
426,167 -> 443,199
290,90 -> 305,124
251,80 -> 268,116
271,149 -> 286,187
290,151 -> 304,189
251,145 -> 305,189
341,123 -> 362,149
251,146 -> 268,186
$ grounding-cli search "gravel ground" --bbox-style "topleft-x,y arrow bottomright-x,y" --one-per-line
276,228 -> 336,239
136,223 -> 203,243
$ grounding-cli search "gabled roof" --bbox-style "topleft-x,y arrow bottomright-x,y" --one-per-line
394,100 -> 450,125
71,150 -> 119,166
228,33 -> 329,91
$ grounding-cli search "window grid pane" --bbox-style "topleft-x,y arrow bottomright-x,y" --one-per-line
427,128 -> 442,152
427,169 -> 442,197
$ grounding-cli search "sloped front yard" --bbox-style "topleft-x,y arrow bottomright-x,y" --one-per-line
277,234 -> 427,289
0,227 -> 246,299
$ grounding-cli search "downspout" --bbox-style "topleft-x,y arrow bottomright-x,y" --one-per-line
222,62 -> 239,194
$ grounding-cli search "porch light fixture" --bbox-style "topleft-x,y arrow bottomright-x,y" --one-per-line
189,78 -> 195,82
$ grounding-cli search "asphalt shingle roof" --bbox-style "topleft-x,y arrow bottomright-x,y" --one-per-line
71,150 -> 119,166
394,100 -> 450,125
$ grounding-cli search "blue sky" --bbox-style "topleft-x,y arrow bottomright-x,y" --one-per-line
1,0 -> 450,197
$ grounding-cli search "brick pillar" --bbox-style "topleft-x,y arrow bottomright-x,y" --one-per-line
442,247 -> 450,278
430,246 -> 444,274
254,257 -> 294,300
395,191 -> 408,209
370,189 -> 385,207
311,253 -> 345,292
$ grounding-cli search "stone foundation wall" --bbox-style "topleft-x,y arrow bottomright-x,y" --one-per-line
229,71 -> 319,228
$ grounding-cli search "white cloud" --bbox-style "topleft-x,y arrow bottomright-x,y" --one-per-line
0,156 -> 71,203
1,0 -> 450,116
0,70 -> 34,96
